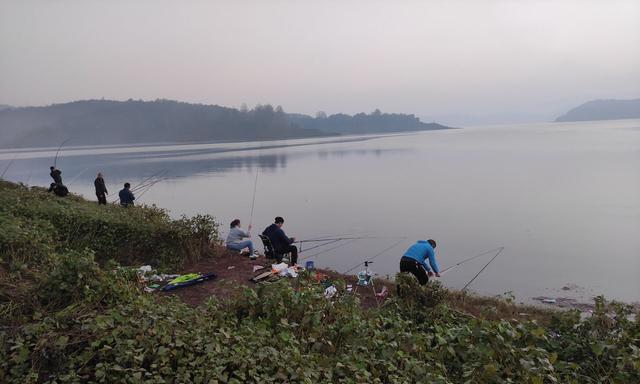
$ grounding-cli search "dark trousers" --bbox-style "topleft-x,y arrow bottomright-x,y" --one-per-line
399,257 -> 429,285
97,193 -> 107,205
276,245 -> 298,265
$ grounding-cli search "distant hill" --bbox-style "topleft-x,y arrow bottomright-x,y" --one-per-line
0,100 -> 451,149
288,109 -> 450,135
0,104 -> 12,111
0,100 -> 332,148
555,99 -> 640,122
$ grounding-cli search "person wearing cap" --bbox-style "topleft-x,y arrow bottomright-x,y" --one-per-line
262,216 -> 298,265
399,239 -> 440,285
226,219 -> 257,259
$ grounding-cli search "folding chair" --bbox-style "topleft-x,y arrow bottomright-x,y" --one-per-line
258,234 -> 290,264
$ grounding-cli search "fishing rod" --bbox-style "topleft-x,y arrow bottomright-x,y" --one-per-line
461,247 -> 505,291
298,233 -> 397,255
299,235 -> 406,243
248,142 -> 262,228
130,175 -> 167,194
298,231 -> 363,254
298,239 -> 342,254
133,176 -> 169,201
53,139 -> 70,168
248,164 -> 259,227
130,170 -> 168,192
0,156 -> 16,179
109,170 -> 168,202
300,230 -> 373,242
66,167 -> 91,186
342,239 -> 405,274
440,246 -> 505,275
299,238 -> 361,261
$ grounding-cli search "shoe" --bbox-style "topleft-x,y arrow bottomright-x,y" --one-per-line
249,253 -> 258,260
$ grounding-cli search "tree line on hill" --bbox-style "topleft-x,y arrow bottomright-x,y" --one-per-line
0,99 -> 450,148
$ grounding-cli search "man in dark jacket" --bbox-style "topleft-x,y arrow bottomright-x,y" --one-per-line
118,182 -> 135,207
262,216 -> 298,265
49,166 -> 62,184
94,172 -> 108,205
48,182 -> 69,197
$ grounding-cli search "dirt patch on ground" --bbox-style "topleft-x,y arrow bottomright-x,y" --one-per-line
159,248 -> 587,322
163,248 -> 394,309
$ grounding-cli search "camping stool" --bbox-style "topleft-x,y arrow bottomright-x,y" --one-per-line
258,234 -> 291,264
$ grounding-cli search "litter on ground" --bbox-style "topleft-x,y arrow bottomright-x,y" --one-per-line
324,285 -> 337,298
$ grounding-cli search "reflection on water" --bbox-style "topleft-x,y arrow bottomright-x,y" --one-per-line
1,122 -> 639,303
0,135 -> 402,183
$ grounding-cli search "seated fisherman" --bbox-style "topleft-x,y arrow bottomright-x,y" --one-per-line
399,239 -> 440,285
118,182 -> 135,207
226,219 -> 257,259
262,216 -> 298,265
48,182 -> 69,197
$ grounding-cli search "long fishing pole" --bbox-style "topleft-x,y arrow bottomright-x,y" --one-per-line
248,142 -> 262,228
248,164 -> 259,227
300,230 -> 374,242
298,231 -> 363,254
133,176 -> 168,201
298,239 -> 342,253
299,235 -> 406,243
440,246 -> 505,275
109,170 -> 167,202
67,167 -> 90,186
299,238 -> 361,261
130,170 -> 168,192
0,156 -> 16,179
53,139 -> 70,168
342,239 -> 405,274
461,247 -> 505,291
130,175 -> 167,193
298,234 -> 399,255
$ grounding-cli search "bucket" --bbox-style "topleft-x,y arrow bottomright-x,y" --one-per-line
305,260 -> 314,270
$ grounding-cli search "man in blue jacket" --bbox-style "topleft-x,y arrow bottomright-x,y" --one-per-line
118,182 -> 135,207
262,216 -> 298,265
400,239 -> 440,285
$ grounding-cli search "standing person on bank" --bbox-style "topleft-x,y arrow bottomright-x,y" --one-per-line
262,216 -> 298,266
226,219 -> 257,259
118,182 -> 135,207
94,172 -> 108,205
399,239 -> 440,285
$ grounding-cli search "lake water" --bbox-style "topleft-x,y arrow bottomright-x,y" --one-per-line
2,119 -> 639,304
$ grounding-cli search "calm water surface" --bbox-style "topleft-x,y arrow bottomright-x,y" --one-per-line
2,120 -> 639,303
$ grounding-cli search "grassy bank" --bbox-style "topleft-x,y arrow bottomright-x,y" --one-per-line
1,180 -> 638,383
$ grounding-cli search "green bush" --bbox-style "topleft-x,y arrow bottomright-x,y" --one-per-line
0,181 -> 217,271
37,249 -> 136,310
2,276 -> 637,383
1,180 -> 638,383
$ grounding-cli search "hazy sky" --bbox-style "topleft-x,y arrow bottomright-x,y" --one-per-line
1,0 -> 639,125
